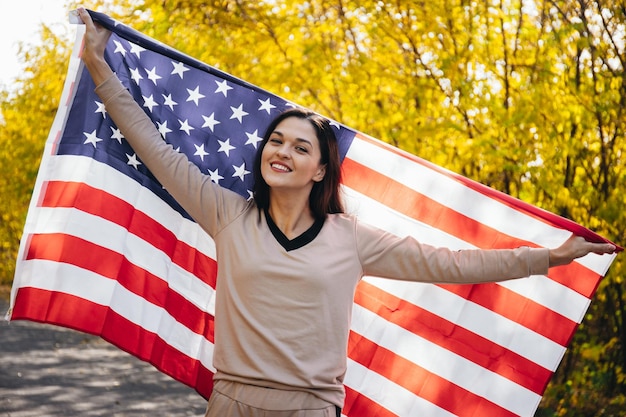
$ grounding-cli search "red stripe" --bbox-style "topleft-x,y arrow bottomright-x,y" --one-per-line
196,364 -> 215,400
11,286 -> 108,330
39,180 -> 217,288
26,233 -> 215,341
354,281 -> 551,394
342,156 -> 602,298
344,386 -> 397,417
348,331 -> 520,417
11,287 -> 215,399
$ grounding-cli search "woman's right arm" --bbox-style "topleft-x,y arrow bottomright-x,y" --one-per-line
78,8 -> 114,86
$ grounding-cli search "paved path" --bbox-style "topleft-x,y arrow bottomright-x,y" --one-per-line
0,296 -> 207,416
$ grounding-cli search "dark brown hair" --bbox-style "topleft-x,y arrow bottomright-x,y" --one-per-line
252,108 -> 344,218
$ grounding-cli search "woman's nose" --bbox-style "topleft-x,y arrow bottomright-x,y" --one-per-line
276,145 -> 290,158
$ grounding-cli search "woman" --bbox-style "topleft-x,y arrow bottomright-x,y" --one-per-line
76,8 -> 616,417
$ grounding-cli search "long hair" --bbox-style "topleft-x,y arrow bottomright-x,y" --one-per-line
252,108 -> 344,218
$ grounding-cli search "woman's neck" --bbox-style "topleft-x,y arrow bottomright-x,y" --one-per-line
267,192 -> 315,240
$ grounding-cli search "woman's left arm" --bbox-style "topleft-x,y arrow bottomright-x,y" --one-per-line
356,220 -> 617,284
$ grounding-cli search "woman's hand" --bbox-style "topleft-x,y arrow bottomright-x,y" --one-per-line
77,7 -> 114,85
549,235 -> 617,267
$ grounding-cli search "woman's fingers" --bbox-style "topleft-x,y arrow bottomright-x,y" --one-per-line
77,7 -> 114,84
549,235 -> 616,267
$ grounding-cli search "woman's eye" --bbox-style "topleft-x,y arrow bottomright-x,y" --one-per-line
296,146 -> 309,153
269,138 -> 281,144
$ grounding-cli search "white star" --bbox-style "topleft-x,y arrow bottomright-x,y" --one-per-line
146,67 -> 162,85
245,129 -> 263,148
110,127 -> 124,144
130,67 -> 143,84
217,138 -> 236,157
179,119 -> 194,135
142,94 -> 158,112
83,130 -> 102,148
215,80 -> 232,97
246,190 -> 254,201
126,153 -> 142,169
157,120 -> 172,138
230,104 -> 248,123
258,98 -> 276,114
208,168 -> 224,184
330,120 -> 341,129
186,86 -> 205,106
194,143 -> 209,161
129,43 -> 146,58
162,93 -> 178,111
232,162 -> 250,181
95,101 -> 107,118
113,40 -> 127,56
201,113 -> 220,132
171,61 -> 189,79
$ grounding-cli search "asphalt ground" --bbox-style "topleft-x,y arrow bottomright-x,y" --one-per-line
0,293 -> 207,416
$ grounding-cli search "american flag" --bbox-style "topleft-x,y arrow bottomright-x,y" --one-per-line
9,10 -> 619,417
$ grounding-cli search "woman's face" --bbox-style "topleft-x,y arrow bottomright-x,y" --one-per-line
260,117 -> 327,193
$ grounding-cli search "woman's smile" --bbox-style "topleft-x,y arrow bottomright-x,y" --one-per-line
270,162 -> 292,172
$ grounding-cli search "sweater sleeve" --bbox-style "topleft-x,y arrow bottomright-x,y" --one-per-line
355,220 -> 549,283
94,74 -> 247,236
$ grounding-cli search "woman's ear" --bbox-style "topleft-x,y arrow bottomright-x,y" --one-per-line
313,164 -> 327,182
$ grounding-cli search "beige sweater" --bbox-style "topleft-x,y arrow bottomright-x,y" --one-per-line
95,75 -> 550,408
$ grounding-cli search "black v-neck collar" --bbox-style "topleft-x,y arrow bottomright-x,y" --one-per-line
264,209 -> 324,252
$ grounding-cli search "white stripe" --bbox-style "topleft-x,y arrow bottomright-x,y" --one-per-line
20,260 -> 115,307
17,259 -> 216,373
363,276 -> 564,371
344,185 -> 589,327
346,137 -> 610,275
350,304 -> 542,416
22,206 -> 216,316
344,360 -> 456,417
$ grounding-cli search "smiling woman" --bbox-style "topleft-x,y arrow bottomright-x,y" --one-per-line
70,7 -> 618,417
78,13 -> 621,417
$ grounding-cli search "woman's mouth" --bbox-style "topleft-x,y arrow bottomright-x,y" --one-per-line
271,162 -> 291,172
